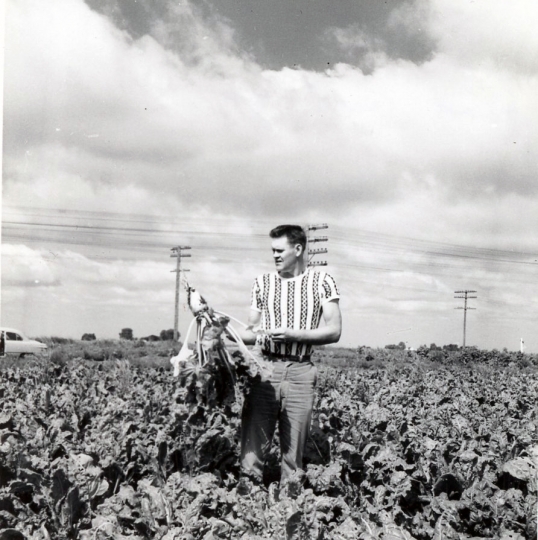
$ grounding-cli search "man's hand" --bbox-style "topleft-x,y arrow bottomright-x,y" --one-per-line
229,309 -> 263,346
267,328 -> 298,343
267,300 -> 342,345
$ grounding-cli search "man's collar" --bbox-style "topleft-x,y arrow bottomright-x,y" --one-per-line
276,267 -> 309,279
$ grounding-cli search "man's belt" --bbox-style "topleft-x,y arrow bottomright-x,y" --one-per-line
262,350 -> 311,362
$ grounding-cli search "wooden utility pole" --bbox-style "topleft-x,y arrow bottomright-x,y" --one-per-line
307,223 -> 328,267
454,290 -> 477,348
171,246 -> 191,341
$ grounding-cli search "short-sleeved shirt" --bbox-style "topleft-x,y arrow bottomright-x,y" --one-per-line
250,269 -> 340,357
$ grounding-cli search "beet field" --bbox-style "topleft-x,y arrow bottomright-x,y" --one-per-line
0,340 -> 536,540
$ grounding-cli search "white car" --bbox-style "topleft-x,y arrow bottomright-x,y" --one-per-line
0,327 -> 48,358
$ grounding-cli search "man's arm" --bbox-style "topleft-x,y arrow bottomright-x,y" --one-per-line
231,309 -> 262,346
269,299 -> 342,345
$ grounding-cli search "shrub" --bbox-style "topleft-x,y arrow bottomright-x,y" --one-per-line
48,336 -> 73,345
119,328 -> 134,340
160,329 -> 176,341
141,335 -> 160,342
83,346 -> 108,362
50,348 -> 69,366
428,349 -> 445,362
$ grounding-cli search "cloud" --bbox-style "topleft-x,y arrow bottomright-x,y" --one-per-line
1,239 -> 263,339
2,244 -> 61,287
421,0 -> 538,74
3,244 -> 168,291
5,0 -> 537,225
1,243 -> 181,336
337,188 -> 538,252
149,2 -> 249,71
323,24 -> 390,74
3,0 -> 538,350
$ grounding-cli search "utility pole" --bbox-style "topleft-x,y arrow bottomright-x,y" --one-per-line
171,246 -> 191,341
307,223 -> 328,267
454,290 -> 477,348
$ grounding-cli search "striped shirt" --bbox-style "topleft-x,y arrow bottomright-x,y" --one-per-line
250,269 -> 340,357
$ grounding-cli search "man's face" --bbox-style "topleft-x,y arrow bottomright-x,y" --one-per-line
271,236 -> 302,275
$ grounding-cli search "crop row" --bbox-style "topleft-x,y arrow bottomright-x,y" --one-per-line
0,347 -> 536,539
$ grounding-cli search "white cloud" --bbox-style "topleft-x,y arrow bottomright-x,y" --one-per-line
425,0 -> 538,74
3,0 -> 538,350
2,244 -> 168,291
5,0 -> 537,218
336,186 -> 538,252
1,243 -> 181,336
2,244 -> 60,287
149,1 -> 251,74
323,24 -> 391,73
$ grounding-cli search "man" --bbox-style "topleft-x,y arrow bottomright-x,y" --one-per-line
238,224 -> 342,487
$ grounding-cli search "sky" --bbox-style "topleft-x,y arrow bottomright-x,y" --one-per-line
2,0 -> 538,352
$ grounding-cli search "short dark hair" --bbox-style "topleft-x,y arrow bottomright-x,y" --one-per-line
269,224 -> 307,250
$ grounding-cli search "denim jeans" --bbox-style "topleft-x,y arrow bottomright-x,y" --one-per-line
240,359 -> 318,483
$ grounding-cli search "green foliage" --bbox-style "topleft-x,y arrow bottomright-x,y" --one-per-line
44,336 -> 75,345
384,342 -> 406,350
83,345 -> 110,362
0,346 -> 536,539
50,347 -> 70,366
119,328 -> 134,340
160,329 -> 176,341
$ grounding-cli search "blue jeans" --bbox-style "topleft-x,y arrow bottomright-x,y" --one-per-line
240,359 -> 318,483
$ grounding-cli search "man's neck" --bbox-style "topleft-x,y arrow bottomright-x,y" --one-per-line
278,262 -> 307,279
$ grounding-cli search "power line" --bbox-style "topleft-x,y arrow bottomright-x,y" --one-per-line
4,222 -> 537,287
454,290 -> 477,347
171,246 -> 191,341
4,206 -> 538,263
307,223 -> 328,267
6,218 -> 537,271
4,209 -> 538,290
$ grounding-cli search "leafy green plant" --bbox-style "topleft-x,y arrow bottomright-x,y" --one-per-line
0,347 -> 536,538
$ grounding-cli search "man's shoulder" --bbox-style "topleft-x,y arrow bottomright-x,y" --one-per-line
312,269 -> 340,298
255,271 -> 277,278
309,269 -> 338,281
252,271 -> 278,283
253,270 -> 338,283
